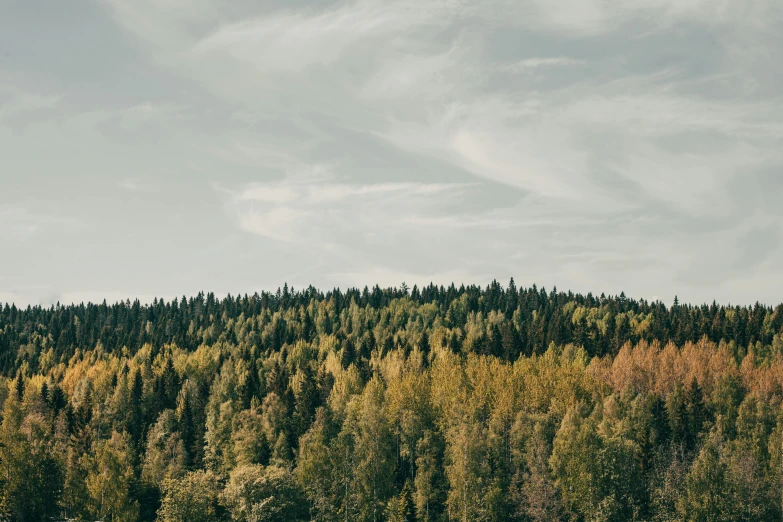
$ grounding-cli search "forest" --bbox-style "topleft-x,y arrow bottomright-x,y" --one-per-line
1,280 -> 783,521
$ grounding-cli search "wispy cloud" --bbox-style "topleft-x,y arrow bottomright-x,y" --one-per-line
117,178 -> 159,193
3,0 -> 782,305
222,173 -> 476,245
499,57 -> 585,73
379,67 -> 783,212
0,208 -> 40,240
0,205 -> 83,241
104,0 -> 782,304
191,1 -> 429,73
0,83 -> 61,129
513,0 -> 778,36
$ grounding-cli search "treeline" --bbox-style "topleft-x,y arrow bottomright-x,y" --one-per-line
1,281 -> 783,521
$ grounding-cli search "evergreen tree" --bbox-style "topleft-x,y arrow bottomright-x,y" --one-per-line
13,374 -> 24,403
129,368 -> 145,447
387,480 -> 414,522
0,283 -> 780,522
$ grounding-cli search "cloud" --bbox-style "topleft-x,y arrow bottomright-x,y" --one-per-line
0,83 -> 61,130
117,103 -> 185,129
216,171 -> 524,291
101,0 -> 216,52
4,0 -> 783,305
513,0 -> 777,36
182,0 -> 783,303
224,173 -> 476,244
449,125 -> 589,200
117,178 -> 160,192
377,65 -> 783,214
0,205 -> 83,241
359,44 -> 464,102
190,1 -> 425,73
499,57 -> 585,73
0,209 -> 39,239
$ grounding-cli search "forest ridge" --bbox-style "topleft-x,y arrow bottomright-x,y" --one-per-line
2,280 -> 783,521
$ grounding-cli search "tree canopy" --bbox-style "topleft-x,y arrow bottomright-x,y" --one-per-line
1,280 -> 782,521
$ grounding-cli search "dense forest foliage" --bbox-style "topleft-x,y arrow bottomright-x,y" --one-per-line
2,280 -> 783,521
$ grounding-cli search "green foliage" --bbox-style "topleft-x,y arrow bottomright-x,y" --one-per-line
157,470 -> 226,522
515,421 -> 561,521
387,480 -> 414,522
84,431 -> 140,522
0,282 -> 781,521
0,407 -> 62,521
222,465 -> 309,522
143,409 -> 187,486
678,430 -> 776,521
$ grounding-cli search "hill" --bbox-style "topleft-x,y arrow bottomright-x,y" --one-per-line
1,281 -> 782,521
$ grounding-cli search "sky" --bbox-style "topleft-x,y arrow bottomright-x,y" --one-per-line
1,0 -> 782,307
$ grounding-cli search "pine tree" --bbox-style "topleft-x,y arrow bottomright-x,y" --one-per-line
272,432 -> 293,466
40,381 -> 49,405
342,339 -> 356,368
686,378 -> 706,450
129,368 -> 144,447
506,278 -> 518,318
293,366 -> 318,439
14,373 -> 24,402
388,480 -> 415,522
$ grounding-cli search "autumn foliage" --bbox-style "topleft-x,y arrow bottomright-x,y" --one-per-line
0,281 -> 782,521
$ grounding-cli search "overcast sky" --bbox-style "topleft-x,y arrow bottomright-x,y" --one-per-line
1,0 -> 782,307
